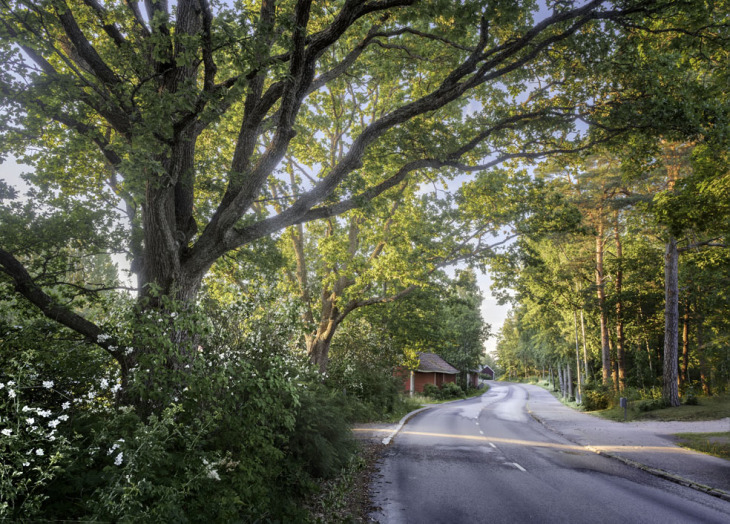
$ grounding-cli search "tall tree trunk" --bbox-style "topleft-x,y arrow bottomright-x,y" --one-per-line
680,306 -> 690,391
609,335 -> 618,391
573,310 -> 582,403
567,363 -> 573,401
580,309 -> 590,382
614,210 -> 626,391
638,305 -> 654,376
595,222 -> 611,386
696,315 -> 712,396
663,236 -> 681,407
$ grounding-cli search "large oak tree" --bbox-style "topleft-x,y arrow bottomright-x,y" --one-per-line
0,0 -> 671,379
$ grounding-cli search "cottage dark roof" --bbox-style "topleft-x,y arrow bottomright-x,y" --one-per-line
480,365 -> 495,374
416,352 -> 459,374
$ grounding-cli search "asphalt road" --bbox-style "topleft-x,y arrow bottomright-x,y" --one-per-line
369,382 -> 730,523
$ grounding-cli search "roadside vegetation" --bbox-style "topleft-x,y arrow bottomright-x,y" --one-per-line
517,376 -> 730,423
673,432 -> 730,461
1,0 -> 728,521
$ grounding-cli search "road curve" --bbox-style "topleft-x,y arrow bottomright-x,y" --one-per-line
369,382 -> 730,524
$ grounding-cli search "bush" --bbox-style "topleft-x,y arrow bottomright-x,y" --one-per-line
1,290 -> 359,522
636,398 -> 669,412
440,382 -> 464,400
582,383 -> 612,411
683,392 -> 699,406
423,383 -> 440,398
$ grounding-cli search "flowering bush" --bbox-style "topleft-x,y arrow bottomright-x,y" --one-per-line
0,355 -> 76,519
2,285 -> 357,521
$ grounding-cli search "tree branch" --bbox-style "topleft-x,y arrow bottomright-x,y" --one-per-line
0,248 -> 120,359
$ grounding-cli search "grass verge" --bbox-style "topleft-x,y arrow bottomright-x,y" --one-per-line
594,394 -> 730,422
304,441 -> 383,523
673,432 -> 730,460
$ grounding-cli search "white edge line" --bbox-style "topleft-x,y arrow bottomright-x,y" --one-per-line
382,406 -> 432,445
512,462 -> 527,472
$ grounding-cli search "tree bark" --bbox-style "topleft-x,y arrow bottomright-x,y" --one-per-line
573,310 -> 582,403
614,209 -> 626,391
663,236 -> 681,407
680,306 -> 690,391
595,221 -> 611,386
696,313 -> 712,396
580,309 -> 590,382
567,363 -> 573,401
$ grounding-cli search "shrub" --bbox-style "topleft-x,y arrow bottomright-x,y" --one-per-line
440,382 -> 464,400
636,398 -> 669,412
423,383 -> 440,398
683,392 -> 700,406
582,383 -> 612,411
1,290 -> 359,522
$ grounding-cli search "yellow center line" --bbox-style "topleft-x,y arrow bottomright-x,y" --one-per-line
395,430 -> 695,455
352,428 -> 393,434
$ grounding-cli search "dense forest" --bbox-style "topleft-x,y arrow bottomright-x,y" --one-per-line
0,0 -> 727,520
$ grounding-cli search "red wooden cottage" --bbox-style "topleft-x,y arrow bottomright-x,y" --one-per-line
401,352 -> 459,394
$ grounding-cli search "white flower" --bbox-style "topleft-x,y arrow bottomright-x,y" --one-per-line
1,428 -> 12,436
171,312 -> 177,318
42,380 -> 54,389
0,383 -> 4,389
38,409 -> 51,418
207,468 -> 221,481
22,405 -> 33,412
35,448 -> 44,456
111,384 -> 121,394
58,414 -> 69,422
7,381 -> 15,386
62,402 -> 70,410
26,417 -> 35,425
100,378 -> 109,389
97,334 -> 111,342
48,419 -> 61,429
22,462 -> 30,467
8,389 -> 16,399
114,452 -> 123,466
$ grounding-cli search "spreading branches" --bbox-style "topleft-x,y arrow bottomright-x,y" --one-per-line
0,247 -> 120,361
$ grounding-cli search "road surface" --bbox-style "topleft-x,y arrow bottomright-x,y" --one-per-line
369,382 -> 730,523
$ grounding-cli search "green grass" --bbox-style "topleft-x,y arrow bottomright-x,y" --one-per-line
673,432 -> 730,460
593,393 -> 730,422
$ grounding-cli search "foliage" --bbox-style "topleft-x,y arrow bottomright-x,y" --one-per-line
0,357 -> 76,519
581,383 -> 612,412
422,382 -> 464,401
422,384 -> 440,399
1,289 -> 359,522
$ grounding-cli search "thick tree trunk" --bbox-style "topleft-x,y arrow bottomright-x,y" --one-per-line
308,335 -> 334,374
595,225 -> 611,386
663,237 -> 681,407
